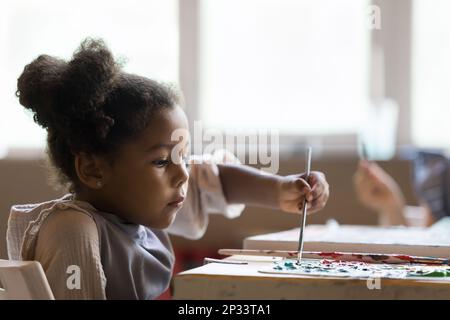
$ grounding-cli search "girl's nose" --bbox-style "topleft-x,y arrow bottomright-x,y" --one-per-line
174,161 -> 189,188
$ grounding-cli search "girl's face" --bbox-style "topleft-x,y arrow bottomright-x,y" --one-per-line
100,106 -> 190,229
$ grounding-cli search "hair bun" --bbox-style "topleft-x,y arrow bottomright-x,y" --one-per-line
60,38 -> 120,139
63,38 -> 119,114
16,54 -> 67,129
17,38 -> 120,139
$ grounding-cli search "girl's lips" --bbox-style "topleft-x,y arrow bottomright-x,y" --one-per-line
168,196 -> 185,207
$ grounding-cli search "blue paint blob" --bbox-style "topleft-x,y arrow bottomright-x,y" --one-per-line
273,265 -> 283,270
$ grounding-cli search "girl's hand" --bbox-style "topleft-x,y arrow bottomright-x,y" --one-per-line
353,160 -> 405,214
277,171 -> 329,214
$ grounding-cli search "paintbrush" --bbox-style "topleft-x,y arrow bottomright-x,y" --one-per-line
360,141 -> 369,161
218,249 -> 450,265
297,147 -> 312,264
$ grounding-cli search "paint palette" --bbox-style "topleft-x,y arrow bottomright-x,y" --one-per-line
258,259 -> 450,280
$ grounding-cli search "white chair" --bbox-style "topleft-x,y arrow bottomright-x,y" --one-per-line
0,259 -> 54,300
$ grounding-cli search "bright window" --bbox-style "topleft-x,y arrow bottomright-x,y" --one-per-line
0,0 -> 178,152
199,0 -> 370,135
412,0 -> 450,148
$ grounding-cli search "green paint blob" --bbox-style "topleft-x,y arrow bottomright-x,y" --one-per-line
283,261 -> 297,270
409,270 -> 450,278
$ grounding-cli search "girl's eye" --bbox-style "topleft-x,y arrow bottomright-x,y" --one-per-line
152,159 -> 170,167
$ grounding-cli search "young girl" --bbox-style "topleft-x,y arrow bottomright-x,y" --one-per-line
7,39 -> 330,299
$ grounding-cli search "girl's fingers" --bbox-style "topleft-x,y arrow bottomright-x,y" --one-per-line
298,200 -> 309,212
307,172 -> 319,185
299,198 -> 325,214
295,178 -> 313,200
304,186 -> 329,213
311,180 -> 324,197
308,172 -> 325,187
289,171 -> 329,213
309,172 -> 328,199
295,177 -> 311,191
308,195 -> 327,213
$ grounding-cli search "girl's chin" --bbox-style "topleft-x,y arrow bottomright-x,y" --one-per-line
163,212 -> 178,228
146,208 -> 178,229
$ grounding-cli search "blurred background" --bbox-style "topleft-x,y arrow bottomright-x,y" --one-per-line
1,0 -> 449,296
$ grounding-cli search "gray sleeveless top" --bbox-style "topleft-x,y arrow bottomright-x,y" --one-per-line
7,195 -> 175,299
91,209 -> 175,299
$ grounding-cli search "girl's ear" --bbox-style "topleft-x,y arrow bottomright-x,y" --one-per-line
74,153 -> 111,189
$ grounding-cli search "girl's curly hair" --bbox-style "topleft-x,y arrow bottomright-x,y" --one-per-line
16,38 -> 180,192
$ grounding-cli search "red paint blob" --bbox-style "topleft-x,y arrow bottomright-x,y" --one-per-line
394,255 -> 413,262
318,252 -> 344,259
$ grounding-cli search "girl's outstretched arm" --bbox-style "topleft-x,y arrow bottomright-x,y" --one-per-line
217,163 -> 329,214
